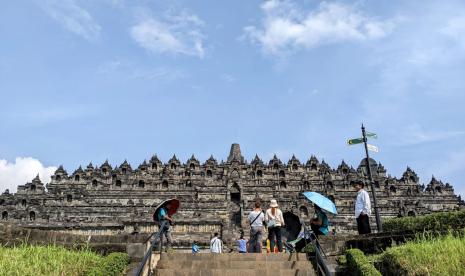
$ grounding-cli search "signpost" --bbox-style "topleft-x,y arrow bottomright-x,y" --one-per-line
348,124 -> 383,232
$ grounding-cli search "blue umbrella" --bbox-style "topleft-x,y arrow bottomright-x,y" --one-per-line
302,192 -> 338,215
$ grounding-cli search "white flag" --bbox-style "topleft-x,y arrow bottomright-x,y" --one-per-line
367,144 -> 379,153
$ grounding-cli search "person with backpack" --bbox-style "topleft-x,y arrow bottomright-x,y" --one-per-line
210,232 -> 222,253
265,199 -> 285,252
247,200 -> 265,253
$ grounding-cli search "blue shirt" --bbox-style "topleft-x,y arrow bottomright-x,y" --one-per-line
237,239 -> 247,252
192,244 -> 200,254
158,207 -> 167,221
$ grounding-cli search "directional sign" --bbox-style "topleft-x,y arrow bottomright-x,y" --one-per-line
347,138 -> 364,145
366,132 -> 378,139
367,144 -> 379,153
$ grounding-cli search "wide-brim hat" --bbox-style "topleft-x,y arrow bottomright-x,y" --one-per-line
270,199 -> 278,208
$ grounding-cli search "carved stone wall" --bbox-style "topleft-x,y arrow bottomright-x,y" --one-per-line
0,144 -> 463,245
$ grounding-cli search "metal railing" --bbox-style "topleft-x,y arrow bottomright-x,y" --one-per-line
301,226 -> 332,276
135,220 -> 168,276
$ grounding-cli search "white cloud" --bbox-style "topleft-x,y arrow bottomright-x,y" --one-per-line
442,16 -> 465,48
0,158 -> 57,194
220,73 -> 236,83
392,125 -> 465,146
130,10 -> 206,58
244,0 -> 394,56
39,0 -> 101,41
97,59 -> 187,81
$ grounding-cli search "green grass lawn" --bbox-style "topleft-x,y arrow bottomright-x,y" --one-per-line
0,244 -> 128,276
377,234 -> 465,276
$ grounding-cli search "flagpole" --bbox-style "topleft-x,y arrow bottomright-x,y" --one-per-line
361,124 -> 383,232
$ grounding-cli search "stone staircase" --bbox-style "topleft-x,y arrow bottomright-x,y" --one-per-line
154,253 -> 316,276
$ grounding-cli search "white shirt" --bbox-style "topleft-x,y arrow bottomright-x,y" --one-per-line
355,189 -> 371,218
265,208 -> 285,227
210,237 -> 222,253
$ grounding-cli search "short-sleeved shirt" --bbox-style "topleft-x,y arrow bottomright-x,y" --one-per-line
248,210 -> 265,227
237,239 -> 247,252
158,207 -> 168,221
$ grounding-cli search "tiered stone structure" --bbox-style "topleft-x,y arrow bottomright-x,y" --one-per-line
0,144 -> 462,246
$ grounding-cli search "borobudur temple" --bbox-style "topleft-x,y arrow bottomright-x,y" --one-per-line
0,144 -> 463,245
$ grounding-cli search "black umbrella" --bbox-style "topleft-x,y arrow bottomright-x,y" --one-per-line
283,211 -> 302,241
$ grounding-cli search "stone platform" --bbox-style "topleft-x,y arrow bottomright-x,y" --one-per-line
154,253 -> 316,276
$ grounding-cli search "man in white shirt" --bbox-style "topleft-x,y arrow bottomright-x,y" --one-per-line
353,181 -> 372,234
210,232 -> 222,253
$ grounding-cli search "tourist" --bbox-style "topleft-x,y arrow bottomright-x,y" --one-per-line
192,241 -> 200,254
210,232 -> 223,253
158,203 -> 174,251
237,233 -> 247,253
354,180 -> 372,234
310,205 -> 329,236
265,199 -> 285,252
285,204 -> 329,252
247,200 -> 265,253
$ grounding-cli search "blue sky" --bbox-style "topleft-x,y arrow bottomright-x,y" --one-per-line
0,0 -> 464,197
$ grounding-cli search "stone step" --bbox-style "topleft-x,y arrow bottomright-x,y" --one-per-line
157,260 -> 311,269
155,268 -> 316,276
160,253 -> 308,261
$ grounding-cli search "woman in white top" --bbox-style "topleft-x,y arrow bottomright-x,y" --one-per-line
265,199 -> 285,252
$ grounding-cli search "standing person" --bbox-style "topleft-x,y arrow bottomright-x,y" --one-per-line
247,200 -> 265,253
354,180 -> 372,234
265,199 -> 285,252
210,232 -> 223,253
158,203 -> 174,252
237,233 -> 247,253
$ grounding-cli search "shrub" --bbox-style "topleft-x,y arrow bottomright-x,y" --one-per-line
377,234 -> 465,276
301,242 -> 315,253
0,244 -> 101,275
0,244 -> 129,276
345,248 -> 381,276
383,210 -> 465,233
87,252 -> 129,276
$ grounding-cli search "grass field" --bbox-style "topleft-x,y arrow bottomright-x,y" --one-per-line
0,244 -> 128,276
377,234 -> 465,276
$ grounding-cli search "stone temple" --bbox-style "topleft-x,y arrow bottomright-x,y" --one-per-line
0,144 -> 463,245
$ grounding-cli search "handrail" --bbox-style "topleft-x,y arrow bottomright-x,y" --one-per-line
301,226 -> 332,276
135,220 -> 168,276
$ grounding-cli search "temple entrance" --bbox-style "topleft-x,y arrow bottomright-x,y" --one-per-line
229,182 -> 242,228
230,192 -> 240,203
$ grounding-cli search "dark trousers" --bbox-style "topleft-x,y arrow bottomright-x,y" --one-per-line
356,214 -> 372,234
268,226 -> 283,252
